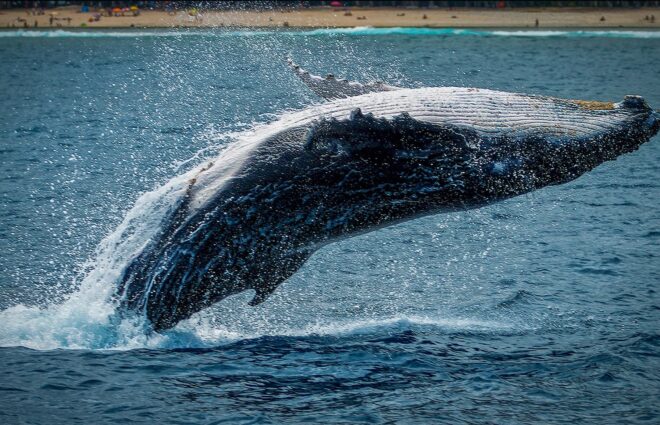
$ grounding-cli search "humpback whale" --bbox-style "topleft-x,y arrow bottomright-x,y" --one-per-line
116,62 -> 659,331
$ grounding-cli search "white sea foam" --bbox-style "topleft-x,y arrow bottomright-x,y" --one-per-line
1,28 -> 659,38
0,166 -> 197,350
166,315 -> 517,348
0,296 -> 515,350
489,29 -> 660,38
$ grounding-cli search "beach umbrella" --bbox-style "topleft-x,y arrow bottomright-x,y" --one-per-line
112,7 -> 121,13
130,6 -> 138,11
330,1 -> 342,7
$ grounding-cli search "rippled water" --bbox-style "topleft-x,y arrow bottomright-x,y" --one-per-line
1,28 -> 659,424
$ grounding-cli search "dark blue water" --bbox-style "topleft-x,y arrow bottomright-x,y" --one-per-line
1,28 -> 659,424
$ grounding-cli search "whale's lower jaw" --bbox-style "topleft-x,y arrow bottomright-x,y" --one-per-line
115,88 -> 659,332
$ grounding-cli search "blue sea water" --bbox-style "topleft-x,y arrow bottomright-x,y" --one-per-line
0,28 -> 659,424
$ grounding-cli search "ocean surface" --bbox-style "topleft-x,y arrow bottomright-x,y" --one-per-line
0,28 -> 659,424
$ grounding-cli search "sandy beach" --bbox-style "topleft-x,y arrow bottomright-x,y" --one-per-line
1,6 -> 660,29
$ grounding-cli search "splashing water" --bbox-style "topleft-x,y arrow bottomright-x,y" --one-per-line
0,165 -> 197,349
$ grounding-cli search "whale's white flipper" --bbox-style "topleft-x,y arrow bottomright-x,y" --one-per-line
288,58 -> 400,100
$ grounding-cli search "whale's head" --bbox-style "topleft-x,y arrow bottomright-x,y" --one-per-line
480,95 -> 658,195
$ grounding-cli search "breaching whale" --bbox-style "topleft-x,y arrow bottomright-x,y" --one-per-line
116,62 -> 659,331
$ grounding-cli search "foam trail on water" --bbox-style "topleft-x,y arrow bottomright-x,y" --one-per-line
183,315 -> 517,342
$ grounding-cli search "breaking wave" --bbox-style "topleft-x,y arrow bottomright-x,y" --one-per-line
1,28 -> 659,38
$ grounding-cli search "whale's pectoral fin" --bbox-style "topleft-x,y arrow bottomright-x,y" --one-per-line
248,249 -> 313,306
287,58 -> 400,100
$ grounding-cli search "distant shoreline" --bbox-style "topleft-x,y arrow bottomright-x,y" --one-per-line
1,7 -> 660,30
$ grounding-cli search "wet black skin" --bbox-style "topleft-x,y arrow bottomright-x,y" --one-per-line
116,105 -> 659,331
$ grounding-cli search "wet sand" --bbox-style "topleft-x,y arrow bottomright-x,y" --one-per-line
1,6 -> 660,29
